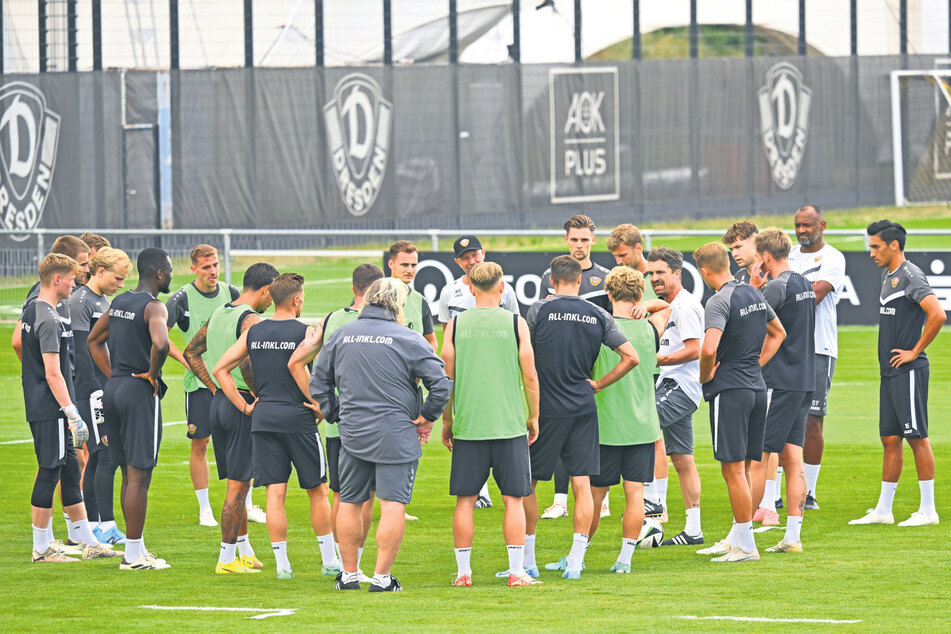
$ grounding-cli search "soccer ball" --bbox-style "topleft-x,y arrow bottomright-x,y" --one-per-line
636,517 -> 664,549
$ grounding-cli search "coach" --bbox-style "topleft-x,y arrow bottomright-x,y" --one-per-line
311,278 -> 452,592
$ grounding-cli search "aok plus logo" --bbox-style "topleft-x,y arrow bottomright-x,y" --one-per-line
324,73 -> 392,217
0,82 -> 60,238
758,62 -> 811,190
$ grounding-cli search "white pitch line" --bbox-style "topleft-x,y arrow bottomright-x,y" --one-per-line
680,616 -> 862,624
0,421 -> 185,446
140,606 -> 295,620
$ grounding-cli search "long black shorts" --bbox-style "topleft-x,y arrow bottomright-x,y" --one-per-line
880,367 -> 929,439
253,431 -> 327,489
708,388 -> 767,463
450,436 -> 531,498
209,390 -> 254,482
529,411 -> 600,481
104,376 -> 162,470
30,417 -> 70,469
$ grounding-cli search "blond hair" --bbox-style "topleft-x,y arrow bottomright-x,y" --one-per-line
190,244 -> 218,263
39,253 -> 81,286
606,224 -> 644,251
362,278 -> 409,325
754,228 -> 792,261
468,261 -> 503,292
693,242 -> 730,273
605,266 -> 645,304
89,247 -> 132,277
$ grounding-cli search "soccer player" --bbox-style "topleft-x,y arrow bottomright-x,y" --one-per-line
539,215 -> 612,520
23,253 -> 118,562
789,204 -> 846,510
166,244 -> 241,527
387,241 -> 438,352
692,242 -> 785,562
749,229 -> 816,553
312,278 -> 452,592
850,220 -> 945,527
288,263 -> 383,579
184,263 -> 277,574
440,262 -> 541,587
647,247 -> 706,546
213,273 -> 341,579
69,247 -> 132,546
527,255 -> 637,579
585,266 -> 668,573
438,235 -> 520,510
88,247 -> 173,570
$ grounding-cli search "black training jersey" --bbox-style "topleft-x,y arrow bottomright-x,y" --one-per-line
68,284 -> 110,395
761,270 -> 816,391
702,280 -> 777,400
540,261 -> 612,312
107,291 -> 158,376
878,260 -> 934,377
21,300 -> 75,422
526,294 -> 628,418
246,319 -> 315,434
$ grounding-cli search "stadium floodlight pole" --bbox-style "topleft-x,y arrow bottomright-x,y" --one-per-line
745,0 -> 753,58
315,0 -> 323,66
798,0 -> 806,55
689,0 -> 697,59
67,0 -> 77,71
632,0 -> 640,59
383,0 -> 392,65
574,0 -> 581,62
449,0 -> 458,64
512,0 -> 520,62
38,0 -> 48,72
244,0 -> 253,68
93,0 -> 102,70
851,0 -> 857,56
900,0 -> 907,55
169,0 -> 179,70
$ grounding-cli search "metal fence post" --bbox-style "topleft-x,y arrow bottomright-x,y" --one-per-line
67,0 -> 77,71
449,0 -> 458,64
244,0 -> 253,67
93,0 -> 102,70
383,0 -> 392,65
315,0 -> 324,66
37,232 -> 45,265
632,0 -> 640,59
574,0 -> 581,62
38,0 -> 48,72
169,0 -> 179,70
222,230 -> 232,285
900,0 -> 907,55
512,0 -> 520,62
689,0 -> 698,58
798,0 -> 806,55
851,0 -> 858,55
430,231 -> 439,252
745,0 -> 753,57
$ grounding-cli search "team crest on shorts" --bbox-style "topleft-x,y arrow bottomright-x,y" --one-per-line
188,423 -> 197,435
101,435 -> 108,447
0,82 -> 61,238
891,277 -> 899,288
324,73 -> 392,217
758,62 -> 811,190
590,276 -> 602,286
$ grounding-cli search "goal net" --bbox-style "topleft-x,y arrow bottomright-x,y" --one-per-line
891,67 -> 951,205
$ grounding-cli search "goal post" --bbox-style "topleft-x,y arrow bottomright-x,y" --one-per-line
891,67 -> 951,206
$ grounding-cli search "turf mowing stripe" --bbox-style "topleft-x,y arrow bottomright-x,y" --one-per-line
680,616 -> 862,624
139,605 -> 295,620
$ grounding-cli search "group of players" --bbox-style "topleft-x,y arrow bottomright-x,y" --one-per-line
17,206 -> 944,589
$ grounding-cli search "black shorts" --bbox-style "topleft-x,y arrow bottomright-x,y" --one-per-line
450,436 -> 532,498
253,431 -> 327,489
810,354 -> 836,417
590,443 -> 655,487
209,390 -> 254,482
104,376 -> 162,470
529,412 -> 600,481
326,436 -> 342,493
29,417 -> 70,469
880,367 -> 929,439
763,389 -> 812,453
185,388 -> 214,439
708,389 -> 767,463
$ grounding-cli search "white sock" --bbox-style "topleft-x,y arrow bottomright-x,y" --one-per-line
454,547 -> 472,575
371,573 -> 391,588
357,546 -> 364,567
245,488 -> 253,508
523,534 -> 536,569
566,533 -> 588,571
33,524 -> 51,552
47,520 -> 54,543
725,521 -> 738,546
553,493 -> 568,507
125,538 -> 143,562
776,467 -> 784,498
685,508 -> 702,536
317,533 -> 339,567
656,478 -> 668,510
760,480 -> 776,511
618,538 -> 637,565
65,513 -> 78,542
507,545 -> 524,576
342,570 -> 359,583
919,479 -> 936,514
272,541 -> 291,571
236,533 -> 254,558
644,480 -> 657,505
736,521 -> 756,552
478,482 -> 491,500
876,481 -> 898,514
73,519 -> 99,546
805,463 -> 821,497
785,515 -> 803,543
219,541 -> 237,565
195,488 -> 212,513
100,520 -> 116,532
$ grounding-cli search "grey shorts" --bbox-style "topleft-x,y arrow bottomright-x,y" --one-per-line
810,354 -> 836,417
337,446 -> 418,505
655,378 -> 698,455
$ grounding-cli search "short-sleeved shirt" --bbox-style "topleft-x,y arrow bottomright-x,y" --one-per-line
437,276 -> 519,323
22,281 -> 75,376
878,260 -> 935,377
68,285 -> 110,390
789,244 -> 846,358
761,270 -> 816,391
540,261 -> 613,312
657,290 -> 704,405
526,294 -> 628,418
21,299 -> 75,422
702,280 -> 777,400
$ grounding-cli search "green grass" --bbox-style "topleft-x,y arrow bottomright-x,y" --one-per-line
1,322 -> 950,630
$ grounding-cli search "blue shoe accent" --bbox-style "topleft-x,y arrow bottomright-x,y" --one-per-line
99,526 -> 127,545
92,526 -> 103,541
544,556 -> 568,571
524,566 -> 540,578
562,569 -> 582,579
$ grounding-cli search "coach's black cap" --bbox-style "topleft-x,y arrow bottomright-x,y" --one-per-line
453,235 -> 483,258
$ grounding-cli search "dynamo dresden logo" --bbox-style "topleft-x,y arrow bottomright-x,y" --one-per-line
0,82 -> 60,239
758,63 -> 811,190
324,73 -> 392,217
